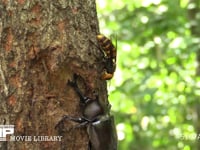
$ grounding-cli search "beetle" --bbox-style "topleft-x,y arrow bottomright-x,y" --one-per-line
96,34 -> 117,80
55,74 -> 118,150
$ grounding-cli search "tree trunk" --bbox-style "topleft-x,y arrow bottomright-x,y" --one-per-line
0,1 -> 107,150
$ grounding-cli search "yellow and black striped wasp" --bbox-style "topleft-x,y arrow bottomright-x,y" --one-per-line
96,34 -> 117,80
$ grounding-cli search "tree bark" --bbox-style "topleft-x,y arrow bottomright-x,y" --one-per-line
0,0 -> 107,150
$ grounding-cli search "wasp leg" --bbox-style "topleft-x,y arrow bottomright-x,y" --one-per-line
89,39 -> 105,56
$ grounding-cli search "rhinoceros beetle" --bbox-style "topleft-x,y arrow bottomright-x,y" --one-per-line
56,74 -> 118,150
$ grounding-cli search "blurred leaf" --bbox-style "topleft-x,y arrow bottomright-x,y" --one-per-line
97,0 -> 199,149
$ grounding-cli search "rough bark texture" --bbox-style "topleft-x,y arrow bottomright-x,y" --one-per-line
0,0 -> 108,150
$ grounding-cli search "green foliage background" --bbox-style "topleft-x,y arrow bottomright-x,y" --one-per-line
96,0 -> 200,150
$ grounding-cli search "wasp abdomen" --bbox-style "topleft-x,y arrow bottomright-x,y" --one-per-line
97,34 -> 116,58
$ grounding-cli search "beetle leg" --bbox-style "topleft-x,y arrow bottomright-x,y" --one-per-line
63,115 -> 85,123
55,115 -> 90,129
73,120 -> 89,129
68,74 -> 89,104
55,115 -> 84,129
88,142 -> 92,150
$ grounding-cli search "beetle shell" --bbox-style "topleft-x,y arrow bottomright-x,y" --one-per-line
87,115 -> 118,150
